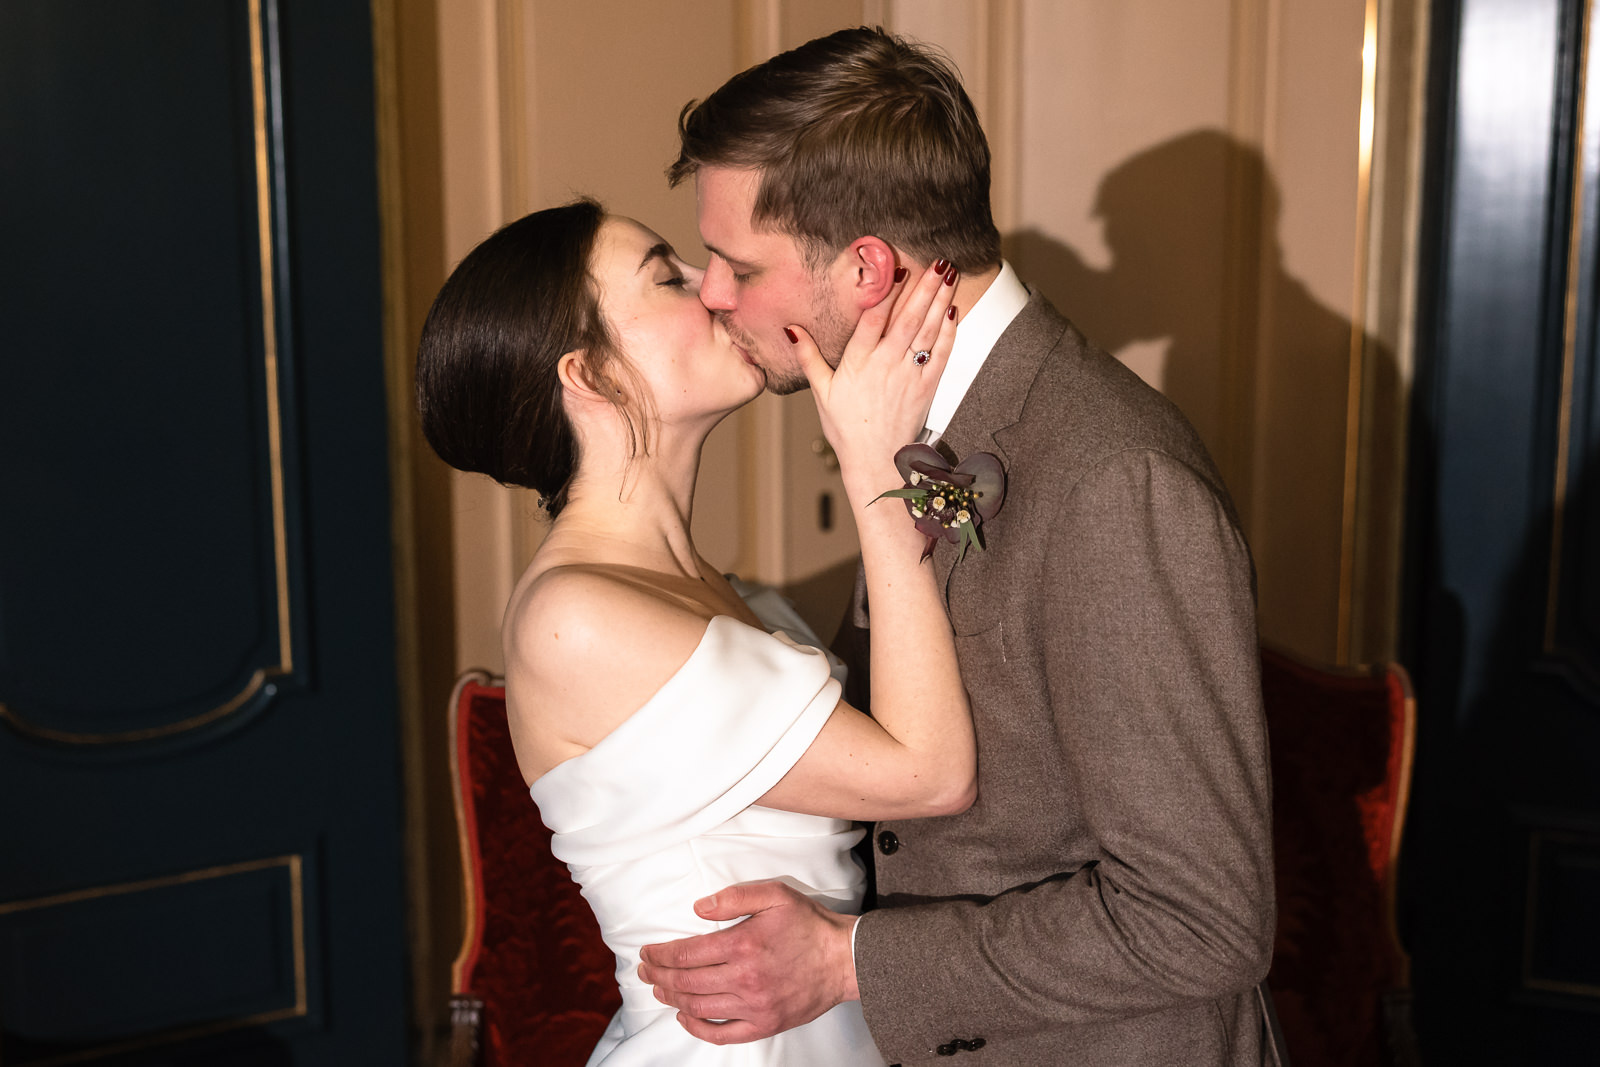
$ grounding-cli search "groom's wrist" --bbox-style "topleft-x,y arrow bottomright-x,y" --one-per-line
845,915 -> 862,1003
829,910 -> 862,1005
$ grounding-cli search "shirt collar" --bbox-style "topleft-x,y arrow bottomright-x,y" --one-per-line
922,260 -> 1030,440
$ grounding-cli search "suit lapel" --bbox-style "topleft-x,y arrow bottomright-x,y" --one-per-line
930,289 -> 1069,595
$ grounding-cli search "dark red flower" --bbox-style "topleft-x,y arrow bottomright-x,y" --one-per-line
878,444 -> 1008,561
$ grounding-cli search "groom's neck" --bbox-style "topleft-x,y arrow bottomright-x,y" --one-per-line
948,262 -> 1002,318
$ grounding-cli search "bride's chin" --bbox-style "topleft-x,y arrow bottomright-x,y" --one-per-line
694,386 -> 763,424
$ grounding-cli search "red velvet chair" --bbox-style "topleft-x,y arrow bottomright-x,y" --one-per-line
1261,646 -> 1419,1067
448,671 -> 620,1067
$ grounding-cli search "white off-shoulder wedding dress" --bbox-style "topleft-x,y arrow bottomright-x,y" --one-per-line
528,610 -> 888,1066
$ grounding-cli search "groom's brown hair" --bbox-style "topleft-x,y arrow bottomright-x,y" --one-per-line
668,27 -> 1001,273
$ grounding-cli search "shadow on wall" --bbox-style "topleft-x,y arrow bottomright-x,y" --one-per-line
1007,129 -> 1400,661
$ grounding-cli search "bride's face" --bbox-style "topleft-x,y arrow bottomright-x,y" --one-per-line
590,216 -> 765,425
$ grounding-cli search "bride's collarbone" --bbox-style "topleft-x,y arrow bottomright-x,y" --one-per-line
535,559 -> 759,628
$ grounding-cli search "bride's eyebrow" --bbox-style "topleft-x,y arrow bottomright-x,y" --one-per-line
636,242 -> 675,272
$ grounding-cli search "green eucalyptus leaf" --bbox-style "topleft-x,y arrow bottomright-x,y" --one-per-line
872,487 -> 929,504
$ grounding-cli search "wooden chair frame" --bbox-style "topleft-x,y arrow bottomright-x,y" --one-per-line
448,668 -> 499,1067
1260,645 -> 1419,1067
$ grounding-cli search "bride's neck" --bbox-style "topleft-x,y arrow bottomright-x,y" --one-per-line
554,427 -> 707,579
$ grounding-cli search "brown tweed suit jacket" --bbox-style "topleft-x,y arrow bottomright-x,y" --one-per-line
841,292 -> 1280,1065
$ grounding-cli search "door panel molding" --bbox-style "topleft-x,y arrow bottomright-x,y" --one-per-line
0,855 -> 308,1065
0,0 -> 305,746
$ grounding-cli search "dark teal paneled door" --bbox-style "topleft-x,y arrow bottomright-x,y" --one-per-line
0,2 -> 407,1064
1408,0 -> 1600,1061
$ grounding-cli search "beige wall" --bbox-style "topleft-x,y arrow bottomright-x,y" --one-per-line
382,0 -> 1427,1053
986,0 -> 1424,667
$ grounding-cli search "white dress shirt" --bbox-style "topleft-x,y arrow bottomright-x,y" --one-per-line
920,260 -> 1030,443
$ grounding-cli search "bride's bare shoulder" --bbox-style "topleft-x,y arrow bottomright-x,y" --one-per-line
501,564 -> 714,762
505,563 -> 704,659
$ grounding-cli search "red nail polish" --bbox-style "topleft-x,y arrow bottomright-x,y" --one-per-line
933,258 -> 950,274
894,266 -> 908,283
948,305 -> 957,320
944,267 -> 958,286
784,327 -> 798,344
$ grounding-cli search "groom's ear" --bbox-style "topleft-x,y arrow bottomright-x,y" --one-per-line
843,236 -> 899,311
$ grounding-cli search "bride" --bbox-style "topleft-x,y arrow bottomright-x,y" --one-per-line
416,198 -> 970,1065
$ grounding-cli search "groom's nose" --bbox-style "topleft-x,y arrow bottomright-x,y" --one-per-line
699,256 -> 738,312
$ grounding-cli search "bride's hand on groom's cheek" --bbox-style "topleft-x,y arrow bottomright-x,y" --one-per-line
637,879 -> 860,1044
792,259 -> 958,494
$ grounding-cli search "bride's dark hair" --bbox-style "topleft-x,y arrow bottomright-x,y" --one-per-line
416,198 -> 642,516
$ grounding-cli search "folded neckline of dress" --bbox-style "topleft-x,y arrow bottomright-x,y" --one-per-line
528,614 -> 804,792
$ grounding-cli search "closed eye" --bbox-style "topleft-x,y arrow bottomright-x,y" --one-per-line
707,251 -> 755,285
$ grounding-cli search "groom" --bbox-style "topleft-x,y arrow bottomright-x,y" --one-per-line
640,27 -> 1281,1065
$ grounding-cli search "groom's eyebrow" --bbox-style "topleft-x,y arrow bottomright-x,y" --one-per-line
637,243 -> 674,271
703,242 -> 753,270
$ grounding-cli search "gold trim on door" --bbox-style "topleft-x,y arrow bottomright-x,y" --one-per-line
0,855 -> 309,1066
1337,0 -> 1382,666
252,0 -> 294,676
0,0 -> 293,746
1547,0 -> 1593,652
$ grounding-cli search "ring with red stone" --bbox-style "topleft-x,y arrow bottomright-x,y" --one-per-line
912,349 -> 932,366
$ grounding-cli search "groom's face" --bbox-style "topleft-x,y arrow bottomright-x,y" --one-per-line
694,166 -> 854,394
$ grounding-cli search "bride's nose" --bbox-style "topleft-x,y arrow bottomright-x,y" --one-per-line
683,262 -> 706,294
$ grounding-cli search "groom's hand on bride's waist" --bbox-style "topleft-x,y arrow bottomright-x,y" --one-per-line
637,879 -> 860,1044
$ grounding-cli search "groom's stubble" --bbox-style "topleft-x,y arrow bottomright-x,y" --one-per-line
718,272 -> 858,397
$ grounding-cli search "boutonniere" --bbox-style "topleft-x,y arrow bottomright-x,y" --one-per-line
874,443 -> 1008,562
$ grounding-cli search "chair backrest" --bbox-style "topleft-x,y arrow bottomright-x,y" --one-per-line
449,671 -> 619,1067
1261,646 -> 1417,1067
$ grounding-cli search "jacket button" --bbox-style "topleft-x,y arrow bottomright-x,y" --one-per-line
936,1043 -> 956,1056
876,830 -> 900,855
